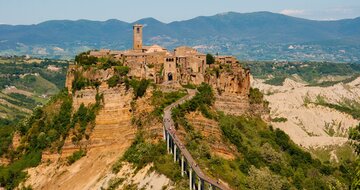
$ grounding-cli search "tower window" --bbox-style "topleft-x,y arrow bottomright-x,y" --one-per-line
137,28 -> 140,33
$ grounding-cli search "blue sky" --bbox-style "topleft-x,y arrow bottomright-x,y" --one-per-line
0,0 -> 359,24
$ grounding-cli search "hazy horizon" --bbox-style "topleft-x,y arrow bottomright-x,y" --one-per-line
1,0 -> 360,25
1,11 -> 360,26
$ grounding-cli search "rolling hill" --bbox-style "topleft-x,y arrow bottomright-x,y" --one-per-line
0,11 -> 360,61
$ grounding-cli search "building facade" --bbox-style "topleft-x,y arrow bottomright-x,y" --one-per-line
87,24 -> 249,93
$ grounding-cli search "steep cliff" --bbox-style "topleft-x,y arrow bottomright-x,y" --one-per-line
205,63 -> 251,115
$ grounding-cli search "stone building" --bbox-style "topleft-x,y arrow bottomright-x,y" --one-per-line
215,55 -> 238,64
133,24 -> 143,51
87,24 -> 249,95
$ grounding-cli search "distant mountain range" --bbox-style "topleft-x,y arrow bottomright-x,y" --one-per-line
0,11 -> 360,62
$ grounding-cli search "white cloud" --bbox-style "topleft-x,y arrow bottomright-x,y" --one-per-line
280,9 -> 305,16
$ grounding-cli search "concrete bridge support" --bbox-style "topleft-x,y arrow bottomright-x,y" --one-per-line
181,155 -> 185,177
189,167 -> 193,190
209,184 -> 214,190
198,177 -> 203,190
174,144 -> 177,162
163,125 -> 166,140
166,132 -> 170,153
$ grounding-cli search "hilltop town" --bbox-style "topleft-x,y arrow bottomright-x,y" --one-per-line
17,25 -> 254,190
69,24 -> 249,94
0,24 -> 358,190
66,24 -> 251,115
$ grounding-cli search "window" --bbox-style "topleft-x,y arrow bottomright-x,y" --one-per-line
137,28 -> 140,33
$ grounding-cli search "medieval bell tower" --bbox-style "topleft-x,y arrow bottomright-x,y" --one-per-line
133,24 -> 143,50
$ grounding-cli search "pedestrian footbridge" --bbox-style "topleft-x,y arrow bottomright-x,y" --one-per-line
162,90 -> 230,190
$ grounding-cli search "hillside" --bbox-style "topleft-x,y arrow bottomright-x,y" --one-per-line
0,56 -> 359,189
0,56 -> 69,121
0,57 -> 357,189
1,12 -> 360,62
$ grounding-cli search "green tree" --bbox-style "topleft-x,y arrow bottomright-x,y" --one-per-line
115,66 -> 130,76
206,53 -> 215,65
75,52 -> 98,66
350,123 -> 360,189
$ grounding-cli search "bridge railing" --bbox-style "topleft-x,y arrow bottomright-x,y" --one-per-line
162,90 -> 231,190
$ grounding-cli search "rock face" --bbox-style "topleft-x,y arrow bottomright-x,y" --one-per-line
24,45 -> 251,188
215,94 -> 250,116
65,65 -> 115,94
252,77 -> 360,148
95,163 -> 172,190
205,63 -> 251,115
206,64 -> 250,96
186,112 -> 236,159
28,83 -> 137,190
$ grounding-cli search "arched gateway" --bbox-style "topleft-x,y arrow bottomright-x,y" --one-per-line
168,72 -> 173,81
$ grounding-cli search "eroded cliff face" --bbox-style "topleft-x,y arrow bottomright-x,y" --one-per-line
24,67 -> 139,190
65,65 -> 115,94
185,112 -> 237,159
205,63 -> 251,115
23,61 -> 253,189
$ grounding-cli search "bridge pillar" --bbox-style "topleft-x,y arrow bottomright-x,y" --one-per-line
181,155 -> 185,177
163,125 -> 166,140
189,167 -> 193,190
166,132 -> 170,153
170,138 -> 173,154
173,144 -> 177,162
209,184 -> 213,190
198,177 -> 202,190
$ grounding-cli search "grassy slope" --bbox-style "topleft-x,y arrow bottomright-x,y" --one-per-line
111,88 -> 189,189
0,57 -> 68,120
169,84 -> 354,189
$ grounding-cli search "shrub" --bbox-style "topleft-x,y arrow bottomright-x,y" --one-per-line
67,149 -> 86,165
271,117 -> 288,122
75,52 -> 98,66
182,83 -> 196,89
151,90 -> 186,119
114,66 -> 130,76
72,71 -> 100,92
107,75 -> 120,88
107,177 -> 125,190
206,54 -> 215,65
264,76 -> 286,86
249,88 -> 264,104
172,83 -> 214,125
0,151 -> 41,189
127,79 -> 150,99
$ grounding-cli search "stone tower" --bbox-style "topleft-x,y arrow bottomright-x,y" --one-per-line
133,24 -> 143,50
